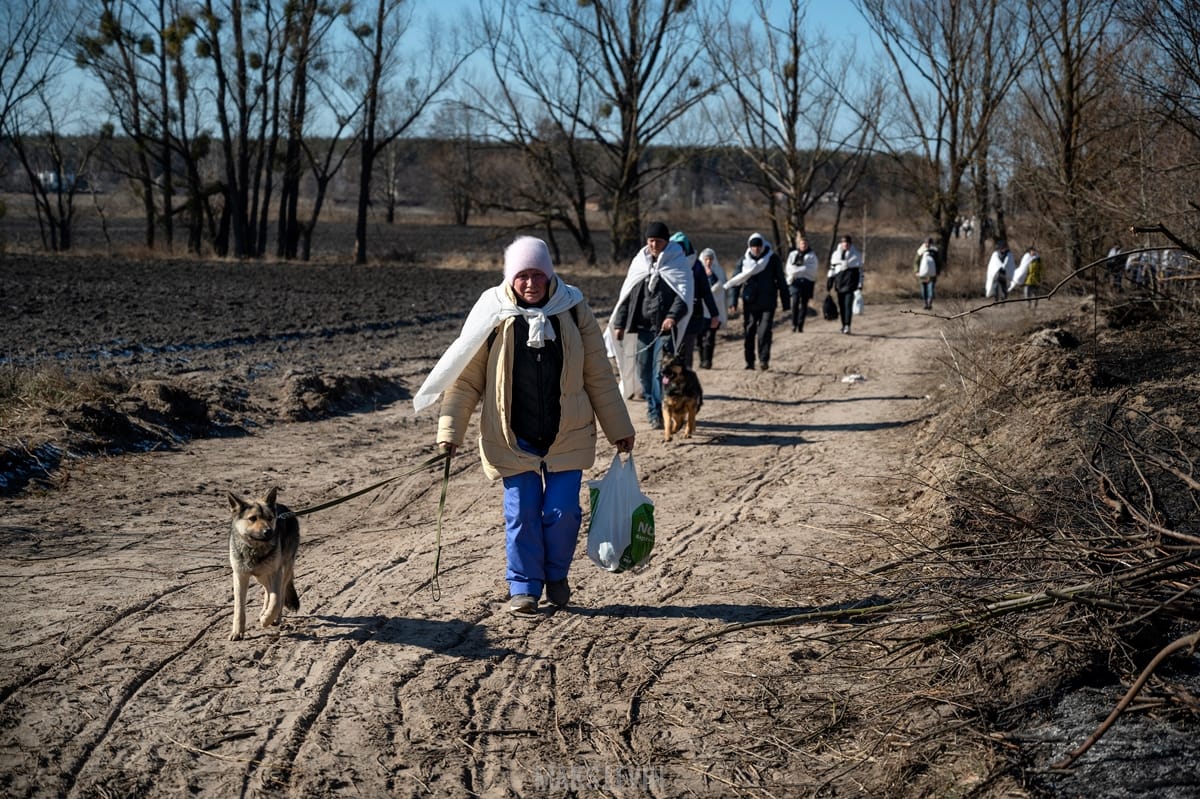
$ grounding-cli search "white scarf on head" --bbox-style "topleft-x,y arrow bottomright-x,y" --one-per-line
724,241 -> 773,290
412,278 -> 583,413
704,259 -> 728,324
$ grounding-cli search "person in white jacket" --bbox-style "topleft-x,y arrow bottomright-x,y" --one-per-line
784,232 -> 819,331
984,240 -> 1015,300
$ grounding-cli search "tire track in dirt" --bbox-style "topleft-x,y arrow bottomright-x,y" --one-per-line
0,579 -> 210,707
0,290 -> 946,797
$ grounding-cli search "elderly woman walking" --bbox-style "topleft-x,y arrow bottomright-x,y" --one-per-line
414,237 -> 635,616
696,247 -> 727,368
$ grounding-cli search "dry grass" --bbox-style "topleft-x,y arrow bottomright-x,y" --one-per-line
678,272 -> 1200,794
0,365 -> 120,434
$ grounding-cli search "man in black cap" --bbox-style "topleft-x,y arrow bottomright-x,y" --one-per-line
607,221 -> 695,428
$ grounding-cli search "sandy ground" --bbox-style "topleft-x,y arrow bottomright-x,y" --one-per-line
1,255 -> 958,796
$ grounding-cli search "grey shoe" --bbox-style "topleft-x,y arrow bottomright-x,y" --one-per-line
546,579 -> 571,608
508,593 -> 538,615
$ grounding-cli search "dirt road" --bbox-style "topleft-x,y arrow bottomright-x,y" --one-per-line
0,261 -> 944,796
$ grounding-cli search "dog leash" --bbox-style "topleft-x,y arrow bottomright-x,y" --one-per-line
278,450 -> 454,601
277,450 -> 449,521
431,451 -> 452,602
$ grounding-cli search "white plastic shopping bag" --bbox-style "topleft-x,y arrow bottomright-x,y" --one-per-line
586,453 -> 655,572
852,288 -> 865,316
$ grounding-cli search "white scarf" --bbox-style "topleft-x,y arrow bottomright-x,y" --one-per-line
704,259 -> 728,324
412,278 -> 584,413
724,241 -> 773,290
604,241 -> 694,397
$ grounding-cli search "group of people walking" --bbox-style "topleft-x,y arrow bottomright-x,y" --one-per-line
413,221 -> 873,616
984,239 -> 1044,306
609,224 -> 868,416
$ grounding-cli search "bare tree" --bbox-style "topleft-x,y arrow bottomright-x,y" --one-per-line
9,91 -> 109,251
76,0 -> 178,249
2,0 -> 93,251
275,0 -> 349,259
1011,0 -> 1131,273
712,0 -> 882,248
0,0 -> 70,143
190,0 -> 297,257
348,0 -> 467,265
1115,0 -> 1200,254
462,0 -> 604,264
427,104 -> 482,227
854,0 -> 1034,267
501,0 -> 712,262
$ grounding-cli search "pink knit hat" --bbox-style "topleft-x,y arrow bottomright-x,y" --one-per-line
503,236 -> 555,285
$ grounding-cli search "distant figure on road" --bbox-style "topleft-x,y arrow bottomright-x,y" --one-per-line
725,233 -> 790,370
914,236 -> 939,311
1106,244 -> 1124,292
1009,245 -> 1044,309
984,240 -> 1014,300
827,234 -> 863,334
696,247 -> 728,369
784,232 -> 819,332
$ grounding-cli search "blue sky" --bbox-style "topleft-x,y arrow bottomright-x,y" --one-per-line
423,0 -> 872,49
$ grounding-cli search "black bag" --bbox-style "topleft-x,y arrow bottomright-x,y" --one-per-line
823,294 -> 838,321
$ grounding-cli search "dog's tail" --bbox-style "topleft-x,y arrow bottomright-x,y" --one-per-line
285,580 -> 300,612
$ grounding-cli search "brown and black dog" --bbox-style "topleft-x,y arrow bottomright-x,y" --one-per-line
227,487 -> 300,640
660,351 -> 703,442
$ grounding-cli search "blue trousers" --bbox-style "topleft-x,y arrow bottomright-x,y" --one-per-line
502,467 -> 583,598
921,278 -> 936,305
635,328 -> 669,422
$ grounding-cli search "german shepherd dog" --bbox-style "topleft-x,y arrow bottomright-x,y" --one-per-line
660,350 -> 703,441
227,487 -> 300,640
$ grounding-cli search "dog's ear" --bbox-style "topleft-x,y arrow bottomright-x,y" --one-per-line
228,492 -> 247,514
265,486 -> 279,508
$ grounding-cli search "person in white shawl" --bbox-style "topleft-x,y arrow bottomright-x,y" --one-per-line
914,236 -> 939,310
725,232 -> 790,368
827,234 -> 863,334
697,247 -> 727,368
416,236 -> 635,616
1008,245 -> 1043,308
984,240 -> 1014,300
605,221 -> 694,428
783,233 -> 818,332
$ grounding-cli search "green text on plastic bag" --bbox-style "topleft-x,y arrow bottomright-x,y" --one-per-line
587,489 -> 655,573
619,502 -> 655,571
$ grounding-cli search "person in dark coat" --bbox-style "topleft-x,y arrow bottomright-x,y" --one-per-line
607,221 -> 694,428
724,233 -> 790,370
670,231 -> 721,370
826,234 -> 863,334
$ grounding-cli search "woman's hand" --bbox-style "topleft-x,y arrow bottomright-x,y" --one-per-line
438,442 -> 457,457
615,435 -> 635,454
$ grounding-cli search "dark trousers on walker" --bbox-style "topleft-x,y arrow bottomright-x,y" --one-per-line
743,308 -> 775,368
697,326 -> 717,368
789,279 -> 814,331
836,290 -> 855,331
